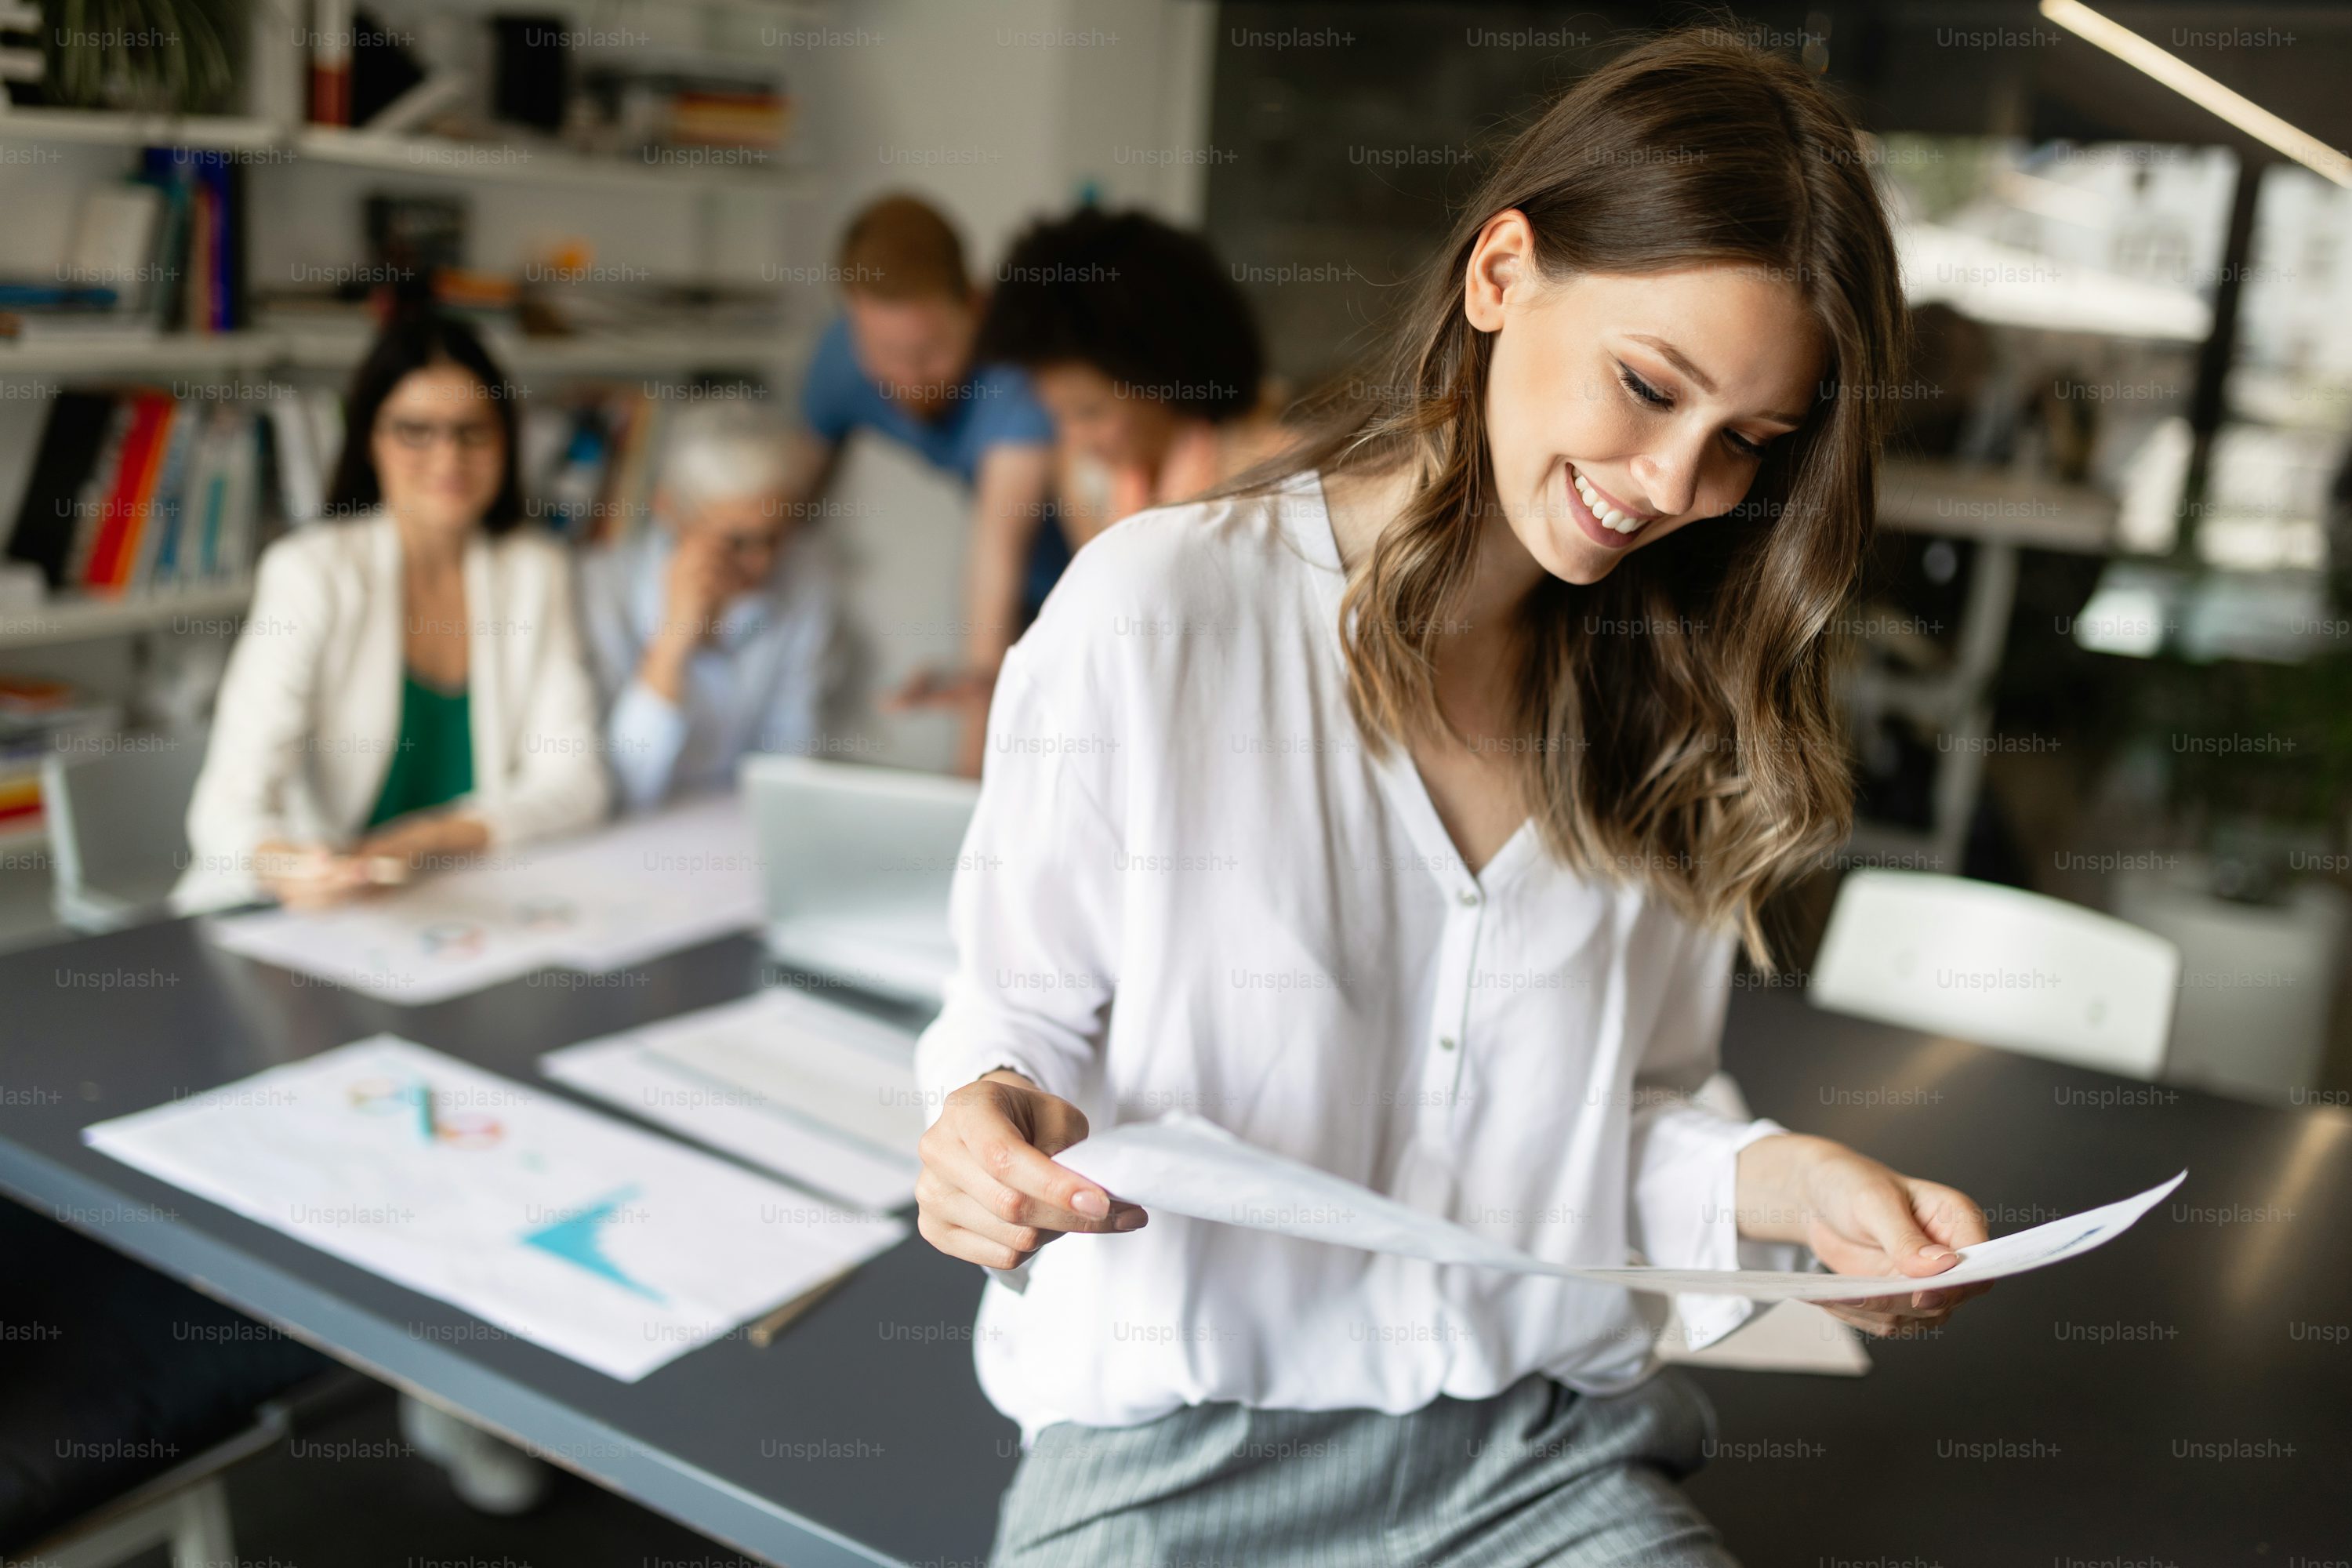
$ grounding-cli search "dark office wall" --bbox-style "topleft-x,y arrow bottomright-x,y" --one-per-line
1203,4 -> 1611,387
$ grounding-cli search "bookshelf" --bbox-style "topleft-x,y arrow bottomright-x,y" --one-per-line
0,6 -> 818,365
0,0 -> 829,895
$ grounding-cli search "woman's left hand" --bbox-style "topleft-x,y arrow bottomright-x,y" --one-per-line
1736,1134 -> 1993,1338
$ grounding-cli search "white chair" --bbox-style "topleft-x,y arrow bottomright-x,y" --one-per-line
1809,869 -> 2180,1079
42,732 -> 209,932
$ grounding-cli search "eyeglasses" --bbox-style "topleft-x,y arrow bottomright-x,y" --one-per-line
380,418 -> 503,452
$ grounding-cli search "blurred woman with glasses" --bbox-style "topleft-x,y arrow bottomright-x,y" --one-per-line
178,310 -> 608,913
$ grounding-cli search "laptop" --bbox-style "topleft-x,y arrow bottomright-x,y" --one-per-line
741,755 -> 978,1006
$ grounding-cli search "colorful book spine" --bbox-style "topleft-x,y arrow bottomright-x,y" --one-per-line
132,397 -> 204,590
62,400 -> 134,589
108,396 -> 176,592
82,395 -> 169,590
310,0 -> 353,125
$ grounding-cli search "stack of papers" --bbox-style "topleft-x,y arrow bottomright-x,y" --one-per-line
543,988 -> 926,1211
205,795 -> 762,1002
1056,1113 -> 2183,1301
84,1036 -> 905,1381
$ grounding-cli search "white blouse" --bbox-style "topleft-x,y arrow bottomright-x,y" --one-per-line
915,471 -> 1800,1446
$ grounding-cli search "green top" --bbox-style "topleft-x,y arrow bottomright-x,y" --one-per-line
365,670 -> 475,830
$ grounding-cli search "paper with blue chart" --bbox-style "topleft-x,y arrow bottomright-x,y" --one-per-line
1058,1112 -> 2184,1301
201,794 -> 761,1003
82,1036 -> 906,1380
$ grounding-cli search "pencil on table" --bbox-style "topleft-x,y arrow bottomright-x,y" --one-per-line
749,1265 -> 858,1348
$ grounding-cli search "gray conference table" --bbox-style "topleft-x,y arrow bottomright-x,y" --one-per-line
2,917 -> 2346,1566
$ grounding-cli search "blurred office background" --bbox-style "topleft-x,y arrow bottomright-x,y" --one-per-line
1,0 -> 2347,1105
2,5 -> 2350,1566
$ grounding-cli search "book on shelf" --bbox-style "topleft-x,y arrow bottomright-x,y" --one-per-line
104,147 -> 251,335
5,387 -> 274,600
0,677 -> 122,839
263,388 -> 344,524
64,184 -> 165,315
310,0 -> 354,126
151,148 -> 249,334
0,155 -> 248,341
0,764 -> 40,837
0,287 -> 134,342
2,391 -> 110,583
77,391 -> 174,589
578,48 -> 791,154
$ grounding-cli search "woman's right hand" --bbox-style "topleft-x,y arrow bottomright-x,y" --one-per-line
659,525 -> 731,643
916,1069 -> 1147,1270
253,840 -> 372,909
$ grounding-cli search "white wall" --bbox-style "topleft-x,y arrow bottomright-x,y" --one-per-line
804,0 -> 1214,270
797,0 -> 1216,770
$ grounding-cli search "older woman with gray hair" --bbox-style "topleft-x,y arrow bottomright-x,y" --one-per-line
577,402 -> 838,811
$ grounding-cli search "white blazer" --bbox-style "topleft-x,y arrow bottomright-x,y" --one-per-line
176,510 -> 611,911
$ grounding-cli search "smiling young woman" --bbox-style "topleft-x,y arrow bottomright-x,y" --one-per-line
914,31 -> 1984,1568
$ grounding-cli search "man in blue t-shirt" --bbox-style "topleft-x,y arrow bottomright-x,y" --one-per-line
779,194 -> 1062,775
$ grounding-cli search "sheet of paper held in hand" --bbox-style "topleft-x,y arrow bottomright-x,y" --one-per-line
1054,1113 -> 2183,1301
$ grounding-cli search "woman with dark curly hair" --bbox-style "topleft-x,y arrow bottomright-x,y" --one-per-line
978,206 -> 1292,543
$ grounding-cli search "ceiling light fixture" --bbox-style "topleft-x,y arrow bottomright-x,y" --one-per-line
2038,0 -> 2352,187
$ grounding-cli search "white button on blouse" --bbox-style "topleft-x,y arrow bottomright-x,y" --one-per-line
915,471 -> 1801,1447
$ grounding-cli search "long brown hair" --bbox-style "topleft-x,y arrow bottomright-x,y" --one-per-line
1243,29 -> 1902,966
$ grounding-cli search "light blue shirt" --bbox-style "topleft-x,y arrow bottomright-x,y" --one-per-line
800,314 -> 1055,484
578,524 -> 837,812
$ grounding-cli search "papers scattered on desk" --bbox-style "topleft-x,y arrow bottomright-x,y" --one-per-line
1057,1112 -> 2184,1302
83,1036 -> 905,1381
205,795 -> 761,1002
543,988 -> 925,1211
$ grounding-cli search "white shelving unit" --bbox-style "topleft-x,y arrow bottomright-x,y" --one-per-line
0,0 -> 820,372
0,321 -> 814,379
0,583 -> 251,650
293,125 -> 815,194
0,107 -> 284,149
0,331 -> 292,377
